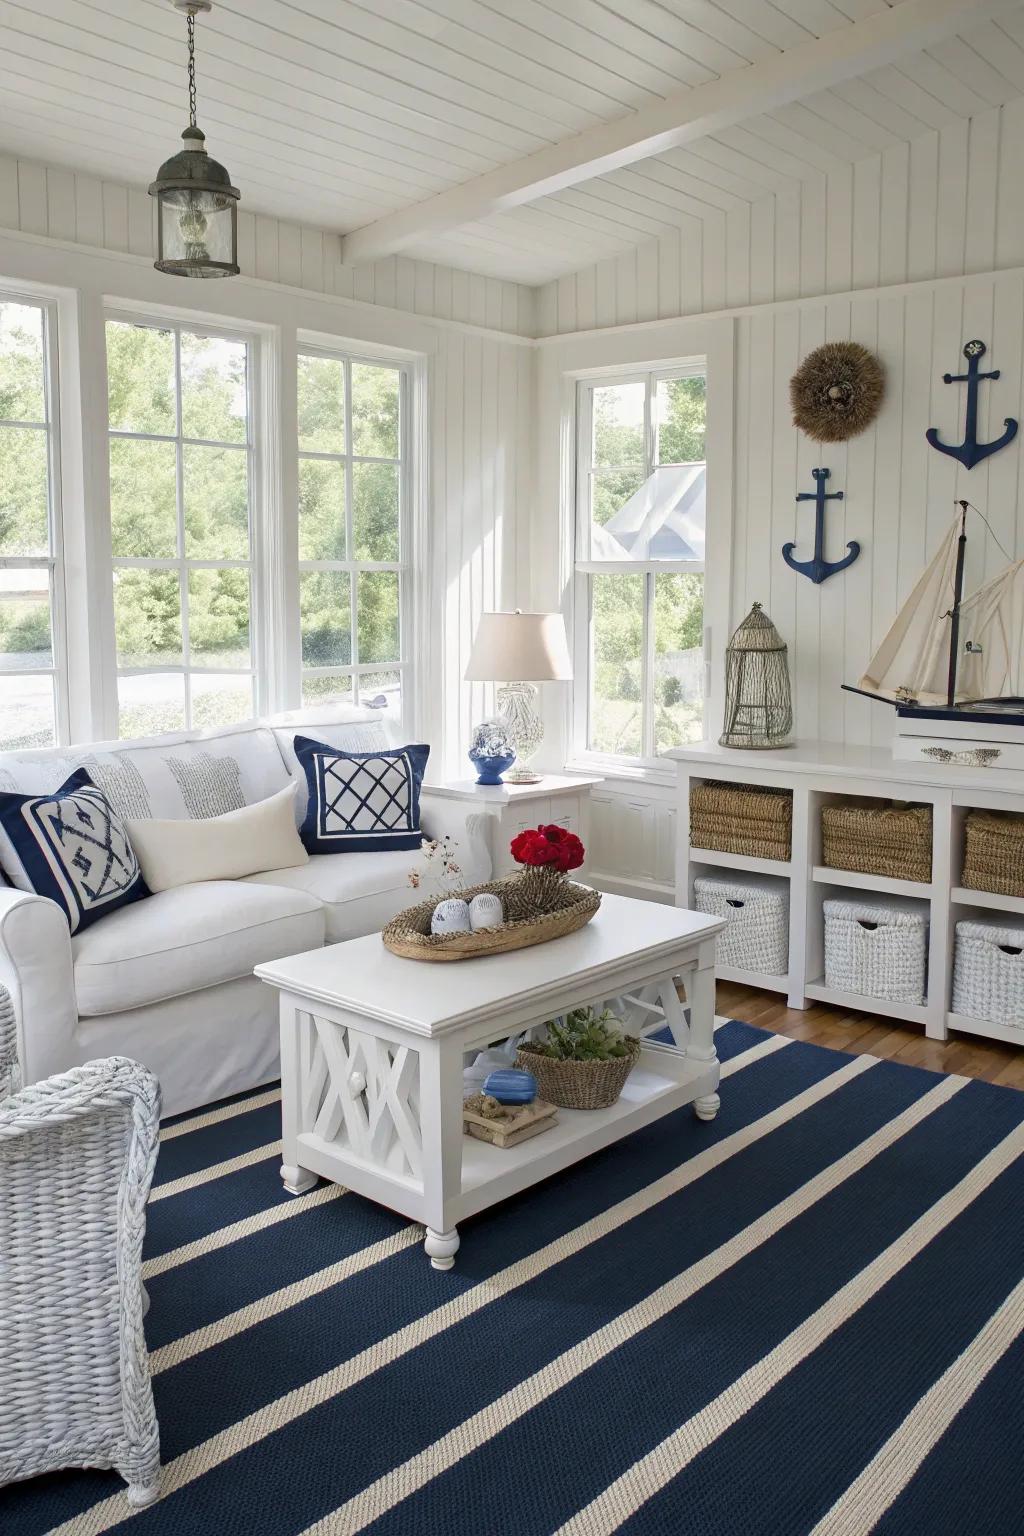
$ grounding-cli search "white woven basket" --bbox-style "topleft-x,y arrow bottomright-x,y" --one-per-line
694,875 -> 789,976
952,920 -> 1024,1028
824,898 -> 927,1005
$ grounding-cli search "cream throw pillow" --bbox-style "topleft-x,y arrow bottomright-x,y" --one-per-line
126,784 -> 308,893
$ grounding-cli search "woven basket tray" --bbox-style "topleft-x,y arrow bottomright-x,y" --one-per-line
516,1037 -> 641,1110
382,874 -> 601,962
821,801 -> 932,884
962,810 -> 1024,898
690,782 -> 793,862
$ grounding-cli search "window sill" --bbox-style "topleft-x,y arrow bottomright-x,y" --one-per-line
564,755 -> 678,790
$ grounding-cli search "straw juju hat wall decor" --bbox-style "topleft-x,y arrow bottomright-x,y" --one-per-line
719,603 -> 793,750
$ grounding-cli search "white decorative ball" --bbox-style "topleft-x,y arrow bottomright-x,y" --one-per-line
469,892 -> 504,931
431,898 -> 472,936
469,717 -> 514,759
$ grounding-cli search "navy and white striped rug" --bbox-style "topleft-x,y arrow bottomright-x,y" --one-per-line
6,1019 -> 1024,1535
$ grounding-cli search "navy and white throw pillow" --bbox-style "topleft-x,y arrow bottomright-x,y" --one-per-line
0,767 -> 149,932
294,736 -> 429,854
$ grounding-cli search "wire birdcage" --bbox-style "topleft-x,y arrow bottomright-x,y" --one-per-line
719,602 -> 793,749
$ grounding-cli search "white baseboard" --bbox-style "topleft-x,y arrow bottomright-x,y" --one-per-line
588,871 -> 675,904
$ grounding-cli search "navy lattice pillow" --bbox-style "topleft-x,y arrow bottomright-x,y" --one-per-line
294,737 -> 429,854
0,767 -> 149,932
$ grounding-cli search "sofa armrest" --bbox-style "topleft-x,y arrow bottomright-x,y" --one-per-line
0,888 -> 77,1088
419,793 -> 493,883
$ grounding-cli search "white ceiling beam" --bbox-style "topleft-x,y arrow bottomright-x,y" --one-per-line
341,0 -> 1017,265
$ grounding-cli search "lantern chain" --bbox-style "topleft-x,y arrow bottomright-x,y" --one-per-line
187,11 -> 197,128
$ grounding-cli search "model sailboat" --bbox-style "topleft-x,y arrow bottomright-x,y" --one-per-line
847,501 -> 1024,727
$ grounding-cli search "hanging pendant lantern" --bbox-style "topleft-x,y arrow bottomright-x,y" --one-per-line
149,1 -> 239,279
719,602 -> 793,750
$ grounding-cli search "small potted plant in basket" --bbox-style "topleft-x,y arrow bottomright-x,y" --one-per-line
517,1006 -> 641,1110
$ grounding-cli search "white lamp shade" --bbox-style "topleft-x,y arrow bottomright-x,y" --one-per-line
465,610 -> 573,682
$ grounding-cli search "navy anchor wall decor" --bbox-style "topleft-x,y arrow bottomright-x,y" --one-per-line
782,468 -> 860,585
927,340 -> 1018,470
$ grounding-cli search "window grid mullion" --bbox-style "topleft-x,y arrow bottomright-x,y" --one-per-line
345,358 -> 357,680
0,418 -> 48,433
173,328 -> 191,726
640,570 -> 654,760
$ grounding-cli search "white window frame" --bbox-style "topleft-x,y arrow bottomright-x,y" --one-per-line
572,362 -> 708,771
0,289 -> 69,746
105,308 -> 262,735
296,343 -> 413,728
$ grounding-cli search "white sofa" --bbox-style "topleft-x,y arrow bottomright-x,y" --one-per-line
0,705 -> 489,1116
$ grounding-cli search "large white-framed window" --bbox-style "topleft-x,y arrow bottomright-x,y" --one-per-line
296,346 -> 411,728
573,364 -> 708,766
105,312 -> 258,738
0,292 -> 67,749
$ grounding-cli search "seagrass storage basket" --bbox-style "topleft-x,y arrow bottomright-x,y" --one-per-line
821,800 -> 932,883
961,810 -> 1024,898
689,782 -> 792,862
516,1038 -> 642,1110
693,875 -> 789,976
952,920 -> 1024,1029
824,898 -> 928,1005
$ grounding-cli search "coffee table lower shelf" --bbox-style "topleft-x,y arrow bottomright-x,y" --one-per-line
291,1042 -> 720,1250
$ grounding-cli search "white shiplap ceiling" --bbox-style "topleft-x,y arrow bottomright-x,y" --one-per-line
1,0 -> 1023,284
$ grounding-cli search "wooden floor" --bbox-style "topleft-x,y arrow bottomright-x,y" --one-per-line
718,981 -> 1024,1091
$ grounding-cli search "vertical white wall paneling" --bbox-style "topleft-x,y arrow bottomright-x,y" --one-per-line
817,299 -> 851,751
878,142 -> 910,290
907,133 -> 939,284
101,182 -> 129,253
47,169 -> 77,244
726,204 -> 751,309
842,295 -> 879,751
702,213 -> 726,313
236,210 -> 257,278
73,177 -> 104,250
965,109 -> 1002,275
866,292 -> 905,751
17,163 -> 48,237
0,157 -> 19,228
936,120 -> 969,279
126,189 -> 153,258
680,217 -> 703,315
987,274 -> 1024,588
793,305 -> 825,744
826,164 -> 853,297
852,155 -> 881,291
277,224 -> 303,289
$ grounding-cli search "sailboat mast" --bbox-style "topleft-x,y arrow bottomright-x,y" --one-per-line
946,499 -> 969,708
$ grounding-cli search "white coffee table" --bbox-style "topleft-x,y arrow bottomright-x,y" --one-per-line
255,893 -> 724,1270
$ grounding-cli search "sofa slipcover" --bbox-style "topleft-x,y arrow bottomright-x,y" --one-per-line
72,880 -> 325,1016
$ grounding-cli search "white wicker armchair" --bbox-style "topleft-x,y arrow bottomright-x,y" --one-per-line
0,982 -> 18,1100
0,1055 -> 162,1507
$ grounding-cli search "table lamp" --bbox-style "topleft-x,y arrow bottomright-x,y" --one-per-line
464,610 -> 572,783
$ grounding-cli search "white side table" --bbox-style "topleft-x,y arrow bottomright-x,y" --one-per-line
425,773 -> 603,877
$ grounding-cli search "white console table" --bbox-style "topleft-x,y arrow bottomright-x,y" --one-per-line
667,739 -> 1024,1046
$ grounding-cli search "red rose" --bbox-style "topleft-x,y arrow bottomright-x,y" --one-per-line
510,823 -> 585,873
510,829 -> 556,867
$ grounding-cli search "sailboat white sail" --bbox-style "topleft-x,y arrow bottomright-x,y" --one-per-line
858,517 -> 962,705
955,558 -> 1024,700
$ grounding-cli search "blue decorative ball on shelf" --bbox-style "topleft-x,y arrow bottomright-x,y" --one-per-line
470,751 -> 516,785
482,1068 -> 537,1105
